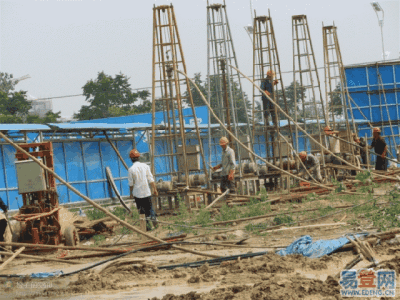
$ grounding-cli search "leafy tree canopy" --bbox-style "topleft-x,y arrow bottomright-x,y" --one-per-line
27,111 -> 62,124
74,72 -> 151,120
0,90 -> 32,119
0,72 -> 16,94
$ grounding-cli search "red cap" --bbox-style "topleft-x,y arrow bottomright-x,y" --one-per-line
129,149 -> 140,158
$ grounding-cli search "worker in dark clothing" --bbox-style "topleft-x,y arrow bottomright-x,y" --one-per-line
0,198 -> 7,242
369,127 -> 388,171
0,197 -> 8,262
260,70 -> 279,127
358,137 -> 367,167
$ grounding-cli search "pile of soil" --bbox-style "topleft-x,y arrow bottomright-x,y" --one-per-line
151,276 -> 340,300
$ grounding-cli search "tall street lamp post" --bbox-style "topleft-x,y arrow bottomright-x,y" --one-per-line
371,2 -> 386,61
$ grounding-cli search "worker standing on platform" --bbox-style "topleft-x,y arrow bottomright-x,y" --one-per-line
260,70 -> 279,126
212,137 -> 236,194
297,151 -> 323,183
369,127 -> 388,171
128,149 -> 158,231
0,197 -> 11,262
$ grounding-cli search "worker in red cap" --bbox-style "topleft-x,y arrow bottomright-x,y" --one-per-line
128,149 -> 158,231
260,70 -> 279,126
369,127 -> 388,171
211,137 -> 236,193
297,151 -> 323,182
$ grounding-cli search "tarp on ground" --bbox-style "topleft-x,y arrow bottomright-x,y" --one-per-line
276,234 -> 368,258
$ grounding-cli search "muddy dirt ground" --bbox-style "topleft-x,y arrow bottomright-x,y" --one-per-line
1,183 -> 400,300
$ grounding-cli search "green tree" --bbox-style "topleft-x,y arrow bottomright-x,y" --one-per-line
27,111 -> 62,124
0,91 -> 32,116
43,111 -> 61,123
183,73 -> 251,124
275,80 -> 306,118
74,72 -> 151,120
184,73 -> 207,107
0,73 -> 15,93
329,84 -> 344,116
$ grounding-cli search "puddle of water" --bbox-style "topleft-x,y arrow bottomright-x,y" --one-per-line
37,283 -> 219,300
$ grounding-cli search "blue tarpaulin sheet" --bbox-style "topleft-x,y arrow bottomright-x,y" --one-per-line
30,270 -> 63,278
276,234 -> 368,258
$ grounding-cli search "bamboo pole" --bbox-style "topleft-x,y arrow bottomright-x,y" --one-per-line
0,251 -> 81,264
258,222 -> 347,233
211,204 -> 355,226
205,189 -> 229,209
177,70 -> 336,190
104,131 -> 129,171
0,247 -> 25,272
227,66 -> 400,182
0,132 -> 220,259
0,241 -> 127,253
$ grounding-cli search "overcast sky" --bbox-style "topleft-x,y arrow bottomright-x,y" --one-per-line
1,0 -> 399,119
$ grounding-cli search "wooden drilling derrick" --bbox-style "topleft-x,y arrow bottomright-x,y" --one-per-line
151,4 -> 210,211
323,24 -> 357,168
252,10 -> 294,191
292,15 -> 328,169
206,0 -> 255,193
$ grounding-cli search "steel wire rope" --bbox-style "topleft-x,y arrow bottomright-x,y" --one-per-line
177,68 -> 398,184
227,66 -> 400,182
177,69 -> 334,190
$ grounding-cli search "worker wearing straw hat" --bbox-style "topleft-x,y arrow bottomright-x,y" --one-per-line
212,137 -> 236,194
297,151 -> 323,183
369,127 -> 388,171
260,70 -> 279,126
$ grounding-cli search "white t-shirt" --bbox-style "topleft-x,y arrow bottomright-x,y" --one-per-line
329,135 -> 340,153
128,162 -> 155,198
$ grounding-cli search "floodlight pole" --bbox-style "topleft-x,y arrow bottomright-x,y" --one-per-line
379,17 -> 385,62
372,2 -> 385,61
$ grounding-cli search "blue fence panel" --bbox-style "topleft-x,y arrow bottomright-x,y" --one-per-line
100,142 -> 120,198
52,142 -> 69,204
346,67 -> 367,88
117,140 -> 134,196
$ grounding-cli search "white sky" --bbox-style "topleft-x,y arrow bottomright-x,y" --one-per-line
1,0 -> 399,118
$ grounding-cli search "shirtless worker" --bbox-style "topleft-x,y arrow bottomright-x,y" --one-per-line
128,149 -> 158,231
212,137 -> 236,194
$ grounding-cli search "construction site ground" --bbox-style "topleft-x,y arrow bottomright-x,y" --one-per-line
1,179 -> 400,300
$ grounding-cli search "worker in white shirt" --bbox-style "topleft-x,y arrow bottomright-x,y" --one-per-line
128,149 -> 158,231
324,126 -> 342,178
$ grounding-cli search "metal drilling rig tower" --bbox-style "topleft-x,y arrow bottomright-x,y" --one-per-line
252,11 -> 293,167
206,0 -> 254,180
292,15 -> 328,160
151,4 -> 209,191
323,24 -> 356,134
